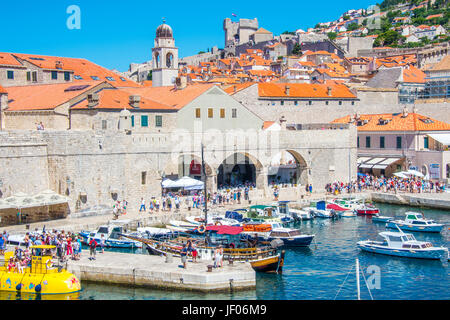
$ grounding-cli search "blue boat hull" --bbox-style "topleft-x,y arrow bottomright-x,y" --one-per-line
386,222 -> 443,233
358,244 -> 446,260
258,235 -> 314,247
80,232 -> 140,249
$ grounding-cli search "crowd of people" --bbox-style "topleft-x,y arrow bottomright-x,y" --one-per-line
325,174 -> 448,195
0,228 -> 99,271
136,187 -> 252,214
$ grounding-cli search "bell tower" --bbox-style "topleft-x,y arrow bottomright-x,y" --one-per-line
152,19 -> 179,87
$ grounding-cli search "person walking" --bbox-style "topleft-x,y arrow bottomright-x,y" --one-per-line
100,234 -> 105,254
139,198 -> 146,212
180,244 -> 188,269
89,238 -> 98,261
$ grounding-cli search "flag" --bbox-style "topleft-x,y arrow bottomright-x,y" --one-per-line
232,13 -> 237,17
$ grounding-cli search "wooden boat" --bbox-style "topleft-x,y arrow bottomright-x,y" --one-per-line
250,251 -> 285,274
357,231 -> 449,260
120,232 -> 285,274
278,201 -> 313,221
386,212 -> 444,233
0,245 -> 81,294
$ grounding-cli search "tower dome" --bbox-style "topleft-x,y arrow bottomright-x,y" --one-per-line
156,23 -> 173,38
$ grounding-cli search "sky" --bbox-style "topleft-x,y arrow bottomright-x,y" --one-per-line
1,0 -> 376,72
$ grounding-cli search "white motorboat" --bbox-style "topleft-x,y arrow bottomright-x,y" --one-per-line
358,230 -> 448,260
386,212 -> 444,233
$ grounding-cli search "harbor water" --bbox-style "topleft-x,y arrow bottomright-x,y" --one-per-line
2,202 -> 449,300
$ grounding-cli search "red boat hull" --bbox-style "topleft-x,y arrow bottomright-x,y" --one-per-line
357,209 -> 379,216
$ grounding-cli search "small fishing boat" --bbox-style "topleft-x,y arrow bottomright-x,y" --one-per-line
372,216 -> 394,223
80,224 -> 142,249
120,229 -> 286,274
356,204 -> 380,216
278,201 -> 313,221
224,211 -> 252,223
246,205 -> 284,223
242,223 -> 315,248
357,230 -> 449,260
386,212 -> 444,233
0,245 -> 81,294
136,227 -> 178,240
185,215 -> 241,226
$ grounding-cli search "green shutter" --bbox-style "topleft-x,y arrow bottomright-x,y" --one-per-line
141,115 -> 148,127
156,115 -> 162,127
131,115 -> 134,127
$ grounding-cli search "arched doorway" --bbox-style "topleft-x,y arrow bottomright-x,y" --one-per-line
217,153 -> 261,188
446,163 -> 450,179
268,150 -> 308,186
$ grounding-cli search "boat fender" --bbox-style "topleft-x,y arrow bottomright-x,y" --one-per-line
198,225 -> 206,234
16,283 -> 22,291
35,284 -> 42,293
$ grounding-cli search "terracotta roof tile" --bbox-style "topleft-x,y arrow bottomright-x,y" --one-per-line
5,81 -> 104,111
72,88 -> 172,110
0,52 -> 140,87
258,83 -> 356,99
331,112 -> 450,132
0,85 -> 7,94
119,83 -> 216,109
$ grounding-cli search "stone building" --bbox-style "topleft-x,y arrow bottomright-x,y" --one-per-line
223,18 -> 259,47
332,108 -> 450,181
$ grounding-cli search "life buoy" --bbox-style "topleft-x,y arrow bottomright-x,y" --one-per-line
198,225 -> 206,234
46,259 -> 53,269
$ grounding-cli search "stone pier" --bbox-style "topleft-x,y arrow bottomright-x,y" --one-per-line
67,250 -> 256,292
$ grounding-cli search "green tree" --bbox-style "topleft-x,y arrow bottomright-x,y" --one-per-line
347,23 -> 359,31
292,43 -> 302,55
327,32 -> 338,41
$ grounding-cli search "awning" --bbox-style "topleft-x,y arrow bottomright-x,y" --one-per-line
206,225 -> 243,235
0,190 -> 68,210
358,157 -> 403,169
427,133 -> 450,146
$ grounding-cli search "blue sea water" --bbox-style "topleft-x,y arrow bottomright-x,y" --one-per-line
2,202 -> 449,300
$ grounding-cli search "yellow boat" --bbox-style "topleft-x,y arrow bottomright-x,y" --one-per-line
0,245 -> 81,295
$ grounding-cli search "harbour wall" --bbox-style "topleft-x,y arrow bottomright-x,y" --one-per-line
371,192 -> 450,211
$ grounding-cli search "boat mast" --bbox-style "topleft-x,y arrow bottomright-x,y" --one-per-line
201,143 -> 208,239
356,258 -> 361,300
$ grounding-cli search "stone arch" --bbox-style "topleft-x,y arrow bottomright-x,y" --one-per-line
217,152 -> 263,189
166,52 -> 174,68
155,52 -> 160,68
268,150 -> 309,186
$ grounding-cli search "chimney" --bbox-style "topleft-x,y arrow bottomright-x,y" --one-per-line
129,95 -> 141,108
327,86 -> 332,96
402,106 -> 409,118
280,115 -> 287,130
87,93 -> 99,108
285,85 -> 290,96
233,85 -> 237,93
55,61 -> 63,69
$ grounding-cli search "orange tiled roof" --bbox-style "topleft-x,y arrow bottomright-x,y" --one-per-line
1,52 -> 140,87
0,53 -> 24,67
248,70 -> 275,77
0,85 -> 7,94
402,66 -> 426,83
223,82 -> 255,95
262,121 -> 275,129
72,88 -> 172,110
119,83 -> 216,110
5,81 -> 105,111
331,112 -> 450,132
258,83 -> 356,99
